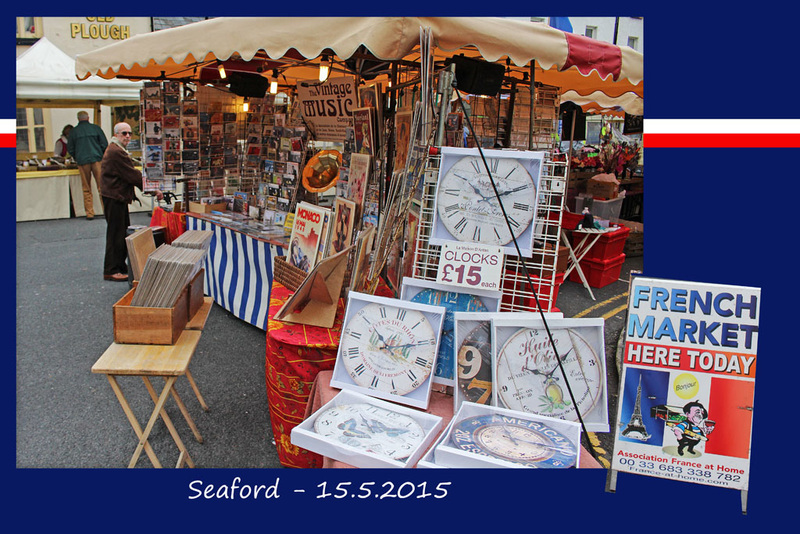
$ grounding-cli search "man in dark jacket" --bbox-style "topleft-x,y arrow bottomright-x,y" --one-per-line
100,122 -> 162,282
67,111 -> 107,220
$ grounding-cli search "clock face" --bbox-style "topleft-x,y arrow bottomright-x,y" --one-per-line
457,322 -> 493,404
496,327 -> 603,422
450,414 -> 577,468
314,402 -> 426,461
340,302 -> 437,395
436,155 -> 537,246
409,288 -> 488,382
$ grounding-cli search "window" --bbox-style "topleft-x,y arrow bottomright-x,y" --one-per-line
627,36 -> 639,50
585,26 -> 597,39
16,107 -> 47,154
16,17 -> 43,39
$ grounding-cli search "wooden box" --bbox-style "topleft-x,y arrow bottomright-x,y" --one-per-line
113,285 -> 190,345
188,201 -> 228,214
188,269 -> 205,320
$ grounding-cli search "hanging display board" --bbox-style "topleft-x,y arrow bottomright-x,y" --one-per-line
296,76 -> 357,142
609,276 -> 760,504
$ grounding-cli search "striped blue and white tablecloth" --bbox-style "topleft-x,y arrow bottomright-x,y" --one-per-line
186,215 -> 286,330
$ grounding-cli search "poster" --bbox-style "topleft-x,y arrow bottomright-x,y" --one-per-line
611,277 -> 759,491
295,76 -> 357,141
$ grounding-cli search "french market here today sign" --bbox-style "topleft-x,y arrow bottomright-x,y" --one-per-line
70,18 -> 131,41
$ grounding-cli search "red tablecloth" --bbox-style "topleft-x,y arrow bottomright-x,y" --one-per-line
305,370 -> 603,469
264,280 -> 394,468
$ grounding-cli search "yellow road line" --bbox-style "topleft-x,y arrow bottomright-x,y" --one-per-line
587,432 -> 611,468
574,292 -> 628,318
601,303 -> 630,320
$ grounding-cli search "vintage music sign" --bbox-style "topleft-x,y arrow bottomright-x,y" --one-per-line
436,241 -> 504,291
296,76 -> 357,142
610,277 -> 760,492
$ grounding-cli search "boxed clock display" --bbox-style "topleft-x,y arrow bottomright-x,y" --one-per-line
400,277 -> 501,387
290,389 -> 443,468
492,316 -> 610,432
433,402 -> 581,469
416,418 -> 454,469
429,147 -> 545,257
330,291 -> 447,410
452,311 -> 564,414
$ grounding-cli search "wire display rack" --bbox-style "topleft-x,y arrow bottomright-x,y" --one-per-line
410,151 -> 567,313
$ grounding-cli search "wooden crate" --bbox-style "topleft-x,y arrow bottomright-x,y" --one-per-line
188,269 -> 205,320
113,284 -> 190,345
188,201 -> 228,214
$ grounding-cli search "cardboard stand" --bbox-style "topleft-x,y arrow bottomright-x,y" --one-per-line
274,245 -> 354,329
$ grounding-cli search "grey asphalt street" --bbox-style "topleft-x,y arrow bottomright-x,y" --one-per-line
15,211 -> 641,469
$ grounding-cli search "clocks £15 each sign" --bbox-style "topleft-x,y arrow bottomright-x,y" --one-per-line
436,241 -> 504,292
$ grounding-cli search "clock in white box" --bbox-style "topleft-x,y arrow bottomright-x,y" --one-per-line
330,291 -> 446,410
430,147 -> 544,257
492,316 -> 609,433
452,311 -> 564,415
290,389 -> 442,468
400,277 -> 501,387
434,402 -> 581,469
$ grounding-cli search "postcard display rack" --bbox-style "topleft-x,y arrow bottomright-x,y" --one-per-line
140,81 -> 305,221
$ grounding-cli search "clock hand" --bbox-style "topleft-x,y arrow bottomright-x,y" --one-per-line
452,172 -> 492,200
522,349 -> 573,380
501,427 -> 520,446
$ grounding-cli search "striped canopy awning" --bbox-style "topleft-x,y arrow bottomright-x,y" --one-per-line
75,17 -> 643,115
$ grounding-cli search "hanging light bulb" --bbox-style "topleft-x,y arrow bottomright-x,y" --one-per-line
319,54 -> 330,82
217,61 -> 227,80
270,69 -> 279,94
242,98 -> 249,112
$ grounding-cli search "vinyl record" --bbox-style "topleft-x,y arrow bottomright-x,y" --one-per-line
302,150 -> 342,192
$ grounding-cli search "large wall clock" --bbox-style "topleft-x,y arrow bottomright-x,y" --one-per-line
340,301 -> 438,396
495,326 -> 604,424
313,402 -> 425,462
432,147 -> 543,254
449,413 -> 577,468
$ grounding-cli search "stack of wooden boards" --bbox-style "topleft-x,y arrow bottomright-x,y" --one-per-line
125,228 -> 213,309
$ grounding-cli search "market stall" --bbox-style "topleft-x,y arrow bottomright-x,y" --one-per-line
16,37 -> 148,222
75,16 -> 643,470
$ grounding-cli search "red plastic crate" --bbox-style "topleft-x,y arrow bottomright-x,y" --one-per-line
572,225 -> 630,262
502,272 -> 564,311
569,253 -> 626,288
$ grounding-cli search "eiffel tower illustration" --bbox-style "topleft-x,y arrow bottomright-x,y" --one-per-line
621,375 -> 650,441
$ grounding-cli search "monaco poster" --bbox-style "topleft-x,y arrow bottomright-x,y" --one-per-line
611,277 -> 759,491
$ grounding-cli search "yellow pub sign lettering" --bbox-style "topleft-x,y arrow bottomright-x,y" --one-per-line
70,17 -> 130,40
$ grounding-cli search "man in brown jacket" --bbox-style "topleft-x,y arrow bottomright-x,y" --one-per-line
100,122 -> 162,282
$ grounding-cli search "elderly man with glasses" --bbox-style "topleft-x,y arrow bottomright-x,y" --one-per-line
99,122 -> 163,282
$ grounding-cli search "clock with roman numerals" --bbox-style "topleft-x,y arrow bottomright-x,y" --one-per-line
340,300 -> 439,397
435,148 -> 539,248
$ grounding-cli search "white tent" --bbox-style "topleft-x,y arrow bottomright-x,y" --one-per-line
17,36 -> 141,106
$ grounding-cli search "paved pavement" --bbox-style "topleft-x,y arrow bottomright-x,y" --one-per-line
16,211 -> 641,469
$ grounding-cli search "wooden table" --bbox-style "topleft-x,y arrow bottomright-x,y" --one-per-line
92,297 -> 213,468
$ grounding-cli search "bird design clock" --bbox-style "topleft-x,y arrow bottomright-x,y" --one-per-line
333,292 -> 445,409
313,402 -> 426,462
432,147 -> 543,255
449,413 -> 577,468
494,322 -> 606,428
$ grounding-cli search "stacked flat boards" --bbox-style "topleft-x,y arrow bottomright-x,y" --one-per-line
130,244 -> 206,308
171,230 -> 213,251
